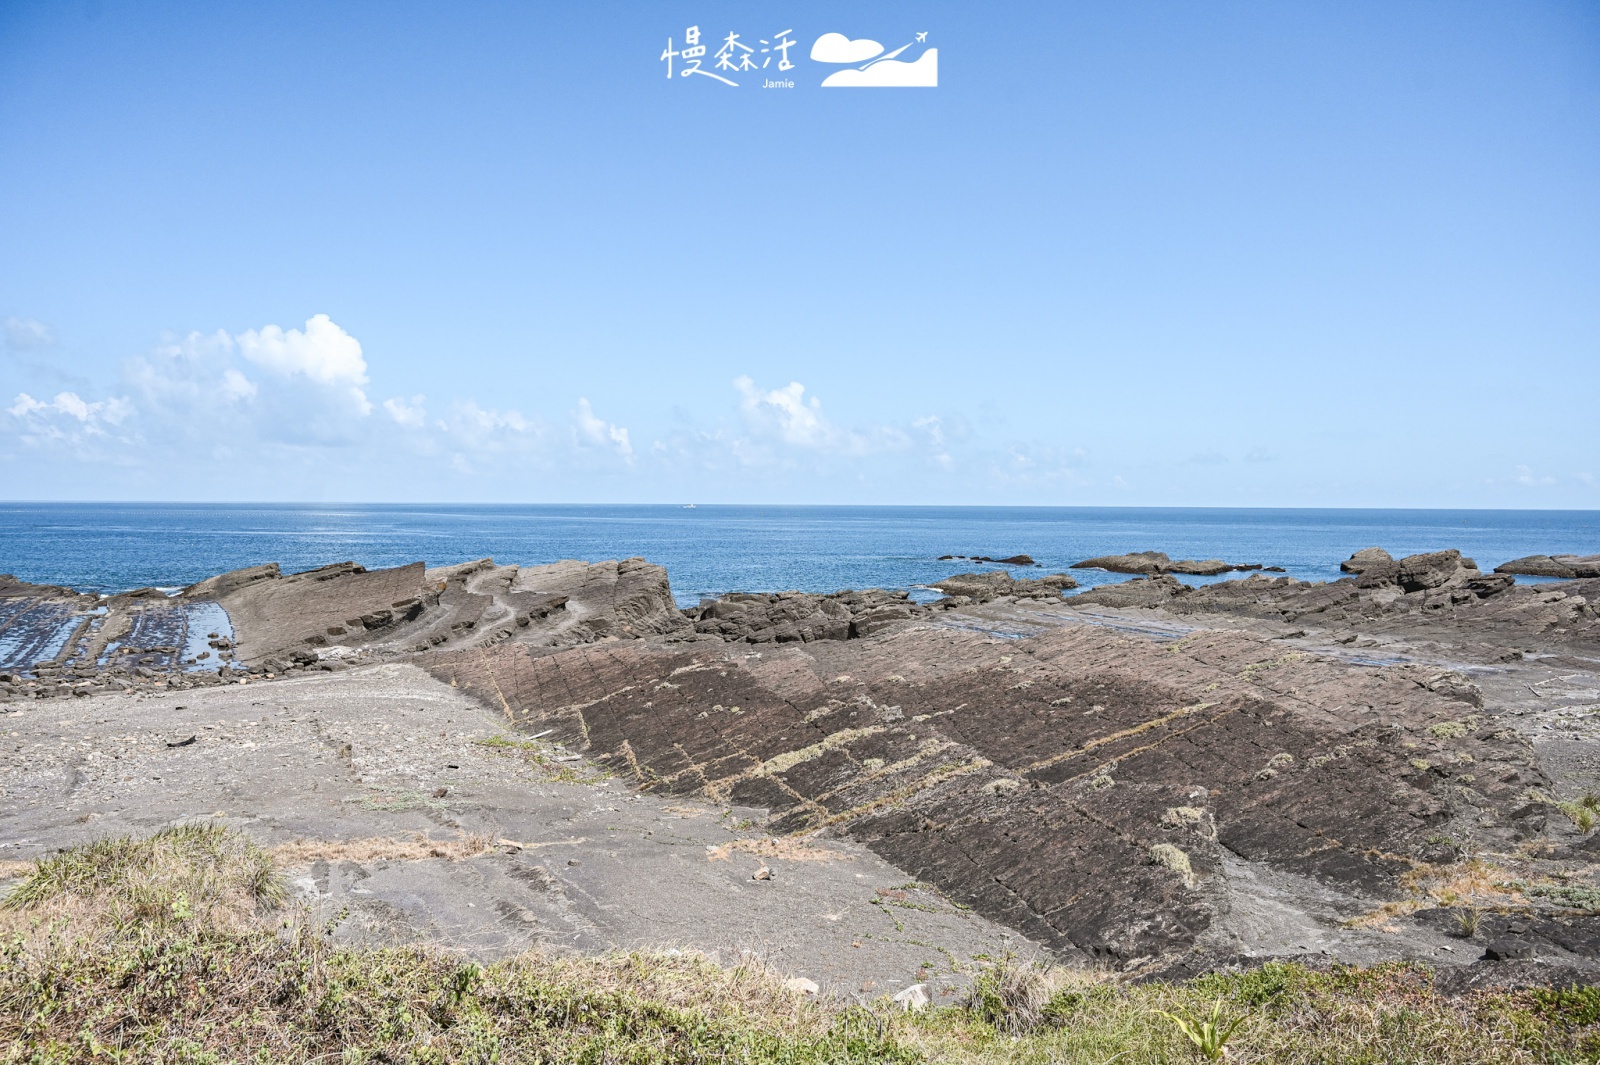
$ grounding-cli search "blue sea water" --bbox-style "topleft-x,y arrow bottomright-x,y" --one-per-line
0,503 -> 1595,607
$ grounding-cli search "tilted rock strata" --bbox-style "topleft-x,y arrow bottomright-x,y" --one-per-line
429,623 -> 1543,965
213,556 -> 688,668
208,561 -> 431,663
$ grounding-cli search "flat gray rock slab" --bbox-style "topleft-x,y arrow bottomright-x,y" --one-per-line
0,662 -> 1032,999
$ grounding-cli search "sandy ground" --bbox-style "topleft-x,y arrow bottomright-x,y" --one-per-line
0,661 -> 1036,1000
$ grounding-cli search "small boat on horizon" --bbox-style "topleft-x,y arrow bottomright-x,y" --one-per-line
682,504 -> 697,509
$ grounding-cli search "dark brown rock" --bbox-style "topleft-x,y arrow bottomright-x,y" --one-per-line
430,623 -> 1544,967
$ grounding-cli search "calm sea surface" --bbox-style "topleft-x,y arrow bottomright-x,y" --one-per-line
1,504 -> 1595,606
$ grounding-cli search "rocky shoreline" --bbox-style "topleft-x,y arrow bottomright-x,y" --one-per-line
4,544 -> 1599,990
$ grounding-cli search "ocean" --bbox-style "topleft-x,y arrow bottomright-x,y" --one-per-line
2,503 -> 1595,606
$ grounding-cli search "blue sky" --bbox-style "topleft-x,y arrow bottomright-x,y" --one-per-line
1,1 -> 1596,506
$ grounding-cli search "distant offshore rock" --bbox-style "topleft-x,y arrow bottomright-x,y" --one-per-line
929,570 -> 1077,599
1070,551 -> 1263,577
939,553 -> 1037,566
1340,547 -> 1393,574
1496,554 -> 1600,579
680,569 -> 1080,644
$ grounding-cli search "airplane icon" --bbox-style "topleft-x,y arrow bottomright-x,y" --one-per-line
915,32 -> 928,42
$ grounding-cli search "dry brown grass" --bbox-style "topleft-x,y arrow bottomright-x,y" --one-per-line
0,860 -> 33,880
1347,856 -> 1531,929
706,837 -> 852,863
269,831 -> 493,865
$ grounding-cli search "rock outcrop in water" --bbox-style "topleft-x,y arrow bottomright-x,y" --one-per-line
1497,555 -> 1600,580
1072,551 -> 1263,577
928,571 -> 1078,600
1340,547 -> 1393,574
681,589 -> 928,644
1073,549 -> 1598,658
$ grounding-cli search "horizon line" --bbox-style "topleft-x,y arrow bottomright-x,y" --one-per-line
1,500 -> 1596,515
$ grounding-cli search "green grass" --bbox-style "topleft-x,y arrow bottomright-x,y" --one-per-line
3,830 -> 1600,1062
1557,796 -> 1600,834
476,733 -> 613,785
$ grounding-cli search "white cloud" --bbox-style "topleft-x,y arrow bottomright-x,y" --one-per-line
384,394 -> 428,428
912,415 -> 955,469
237,314 -> 370,414
1515,464 -> 1556,486
447,400 -> 536,438
821,49 -> 937,87
6,390 -> 134,453
8,390 -> 130,426
735,376 -> 828,446
3,317 -> 56,351
221,369 -> 257,401
575,398 -> 633,459
810,32 -> 884,63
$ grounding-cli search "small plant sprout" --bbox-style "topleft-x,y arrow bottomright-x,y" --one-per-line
1154,998 -> 1248,1061
1558,798 -> 1599,834
1455,906 -> 1482,938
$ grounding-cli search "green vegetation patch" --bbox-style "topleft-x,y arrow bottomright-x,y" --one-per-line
3,831 -> 1600,1062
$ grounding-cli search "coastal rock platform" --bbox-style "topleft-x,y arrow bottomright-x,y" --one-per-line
5,545 -> 1600,991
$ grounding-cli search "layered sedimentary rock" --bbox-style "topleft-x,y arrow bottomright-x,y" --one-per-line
212,556 -> 688,668
206,561 -> 431,663
429,621 -> 1545,965
9,543 -> 1600,979
0,557 -> 689,694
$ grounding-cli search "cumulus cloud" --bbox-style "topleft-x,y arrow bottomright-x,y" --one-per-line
446,400 -> 536,438
4,317 -> 57,351
9,390 -> 129,426
221,369 -> 257,401
575,398 -> 633,459
735,376 -> 829,447
237,313 -> 370,414
6,390 -> 134,453
384,394 -> 428,428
